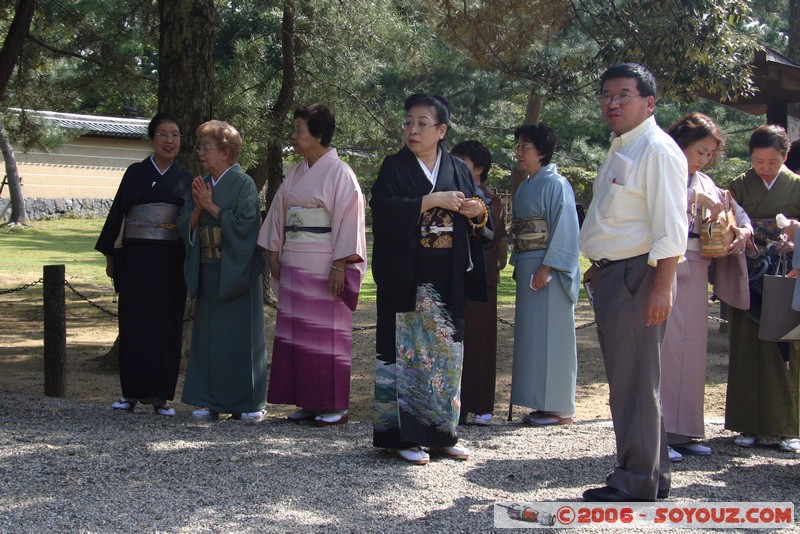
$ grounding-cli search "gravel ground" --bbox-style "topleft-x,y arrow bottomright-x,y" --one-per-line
1,392 -> 798,533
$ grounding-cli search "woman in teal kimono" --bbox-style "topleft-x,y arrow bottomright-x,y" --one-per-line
178,120 -> 268,423
509,123 -> 580,425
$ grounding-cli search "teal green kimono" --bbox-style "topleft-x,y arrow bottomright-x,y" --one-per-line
178,164 -> 267,414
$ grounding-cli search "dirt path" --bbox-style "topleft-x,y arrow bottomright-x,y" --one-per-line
0,274 -> 729,422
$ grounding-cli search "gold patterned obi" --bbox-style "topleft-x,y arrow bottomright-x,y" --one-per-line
512,216 -> 548,252
123,203 -> 180,240
199,226 -> 223,259
284,207 -> 332,243
419,208 -> 453,249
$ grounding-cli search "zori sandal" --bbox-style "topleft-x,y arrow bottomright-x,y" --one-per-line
111,398 -> 136,412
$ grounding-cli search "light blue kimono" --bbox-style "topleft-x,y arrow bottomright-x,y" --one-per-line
510,163 -> 580,414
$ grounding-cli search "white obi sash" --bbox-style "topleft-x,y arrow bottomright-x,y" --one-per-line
285,207 -> 332,243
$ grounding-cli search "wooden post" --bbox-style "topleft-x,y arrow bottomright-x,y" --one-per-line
43,264 -> 66,397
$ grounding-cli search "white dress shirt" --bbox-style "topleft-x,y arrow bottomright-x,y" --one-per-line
579,115 -> 688,266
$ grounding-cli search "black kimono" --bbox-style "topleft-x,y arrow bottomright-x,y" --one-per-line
371,145 -> 490,449
96,157 -> 192,401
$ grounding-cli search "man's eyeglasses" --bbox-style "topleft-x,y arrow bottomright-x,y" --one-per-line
155,132 -> 181,140
403,119 -> 439,131
596,93 -> 643,106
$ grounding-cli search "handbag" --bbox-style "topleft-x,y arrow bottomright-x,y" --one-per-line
758,254 -> 800,341
700,190 -> 735,258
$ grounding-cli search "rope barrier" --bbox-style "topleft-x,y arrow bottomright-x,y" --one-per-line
1,278 -> 728,331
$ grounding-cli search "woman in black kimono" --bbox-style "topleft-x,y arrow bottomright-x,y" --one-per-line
96,113 -> 192,416
371,94 -> 491,464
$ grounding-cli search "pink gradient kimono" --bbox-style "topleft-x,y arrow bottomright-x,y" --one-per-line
258,148 -> 366,411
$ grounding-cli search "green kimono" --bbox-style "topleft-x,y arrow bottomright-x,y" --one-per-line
726,166 -> 800,437
178,164 -> 267,414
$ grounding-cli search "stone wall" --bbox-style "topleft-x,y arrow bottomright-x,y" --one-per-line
0,197 -> 112,222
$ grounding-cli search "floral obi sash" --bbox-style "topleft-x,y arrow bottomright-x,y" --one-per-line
419,208 -> 454,249
284,207 -> 332,243
199,226 -> 222,259
512,216 -> 548,253
124,203 -> 180,241
750,217 -> 788,258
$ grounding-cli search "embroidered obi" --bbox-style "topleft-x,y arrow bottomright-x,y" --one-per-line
199,226 -> 223,259
284,207 -> 332,243
512,216 -> 548,252
124,203 -> 180,241
419,208 -> 453,249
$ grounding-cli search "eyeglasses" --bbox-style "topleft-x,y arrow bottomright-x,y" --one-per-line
515,143 -> 535,152
402,119 -> 440,131
196,144 -> 217,153
596,93 -> 644,106
154,132 -> 181,140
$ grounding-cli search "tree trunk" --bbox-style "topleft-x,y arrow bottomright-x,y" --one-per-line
259,0 -> 296,209
0,0 -> 36,225
157,0 -> 217,174
790,0 -> 800,62
0,119 -> 25,224
511,91 -> 543,194
0,0 -> 35,99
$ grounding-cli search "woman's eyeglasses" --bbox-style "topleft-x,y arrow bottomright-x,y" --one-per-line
403,119 -> 439,131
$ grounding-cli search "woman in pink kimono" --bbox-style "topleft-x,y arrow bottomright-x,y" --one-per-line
258,104 -> 366,426
661,112 -> 752,460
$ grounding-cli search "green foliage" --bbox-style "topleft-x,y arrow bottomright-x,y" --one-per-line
7,0 -> 159,117
560,166 -> 597,207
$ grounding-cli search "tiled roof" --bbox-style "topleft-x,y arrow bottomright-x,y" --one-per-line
9,109 -> 149,138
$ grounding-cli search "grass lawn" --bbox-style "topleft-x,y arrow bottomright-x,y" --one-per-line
0,218 -> 589,303
0,219 -> 109,286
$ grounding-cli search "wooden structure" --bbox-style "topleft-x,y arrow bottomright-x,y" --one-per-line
702,47 -> 800,138
0,110 -> 151,199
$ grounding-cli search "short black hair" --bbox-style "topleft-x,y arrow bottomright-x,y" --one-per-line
786,139 -> 800,173
749,124 -> 790,156
600,63 -> 657,97
404,93 -> 450,143
294,104 -> 336,147
148,113 -> 181,139
514,123 -> 557,167
451,140 -> 492,183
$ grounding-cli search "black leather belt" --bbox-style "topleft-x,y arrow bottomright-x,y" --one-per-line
589,258 -> 624,269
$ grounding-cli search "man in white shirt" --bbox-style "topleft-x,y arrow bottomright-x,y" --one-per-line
579,63 -> 688,502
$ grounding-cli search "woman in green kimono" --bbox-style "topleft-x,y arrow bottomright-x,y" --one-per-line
178,120 -> 268,423
726,124 -> 800,452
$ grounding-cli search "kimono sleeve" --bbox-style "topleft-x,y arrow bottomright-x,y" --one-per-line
177,191 -> 201,298
218,176 -> 264,299
257,180 -> 288,254
330,164 -> 366,272
96,165 -> 136,256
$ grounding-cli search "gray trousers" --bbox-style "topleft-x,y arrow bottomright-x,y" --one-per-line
592,254 -> 671,500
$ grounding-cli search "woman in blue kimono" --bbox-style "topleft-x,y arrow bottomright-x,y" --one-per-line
96,113 -> 191,417
371,94 -> 491,464
509,123 -> 580,425
178,120 -> 268,423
